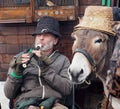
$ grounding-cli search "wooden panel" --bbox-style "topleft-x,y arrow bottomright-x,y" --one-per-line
0,6 -> 78,22
35,6 -> 78,21
0,0 -> 79,23
0,7 -> 32,23
80,0 -> 101,5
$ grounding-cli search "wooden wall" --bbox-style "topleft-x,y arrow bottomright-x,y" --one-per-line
0,0 -> 102,80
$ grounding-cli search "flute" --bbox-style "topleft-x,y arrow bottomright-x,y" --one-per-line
22,46 -> 41,68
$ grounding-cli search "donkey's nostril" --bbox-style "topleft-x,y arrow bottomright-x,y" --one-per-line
68,68 -> 71,73
68,67 -> 85,83
79,69 -> 84,74
68,68 -> 72,75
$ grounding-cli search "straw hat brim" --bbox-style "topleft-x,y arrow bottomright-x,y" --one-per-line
74,25 -> 116,36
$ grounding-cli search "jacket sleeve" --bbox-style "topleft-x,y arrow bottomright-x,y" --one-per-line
4,68 -> 23,99
42,56 -> 72,96
4,50 -> 29,99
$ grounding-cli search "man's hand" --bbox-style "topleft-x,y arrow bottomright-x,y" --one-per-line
32,50 -> 43,58
32,50 -> 51,65
20,53 -> 31,64
10,53 -> 31,75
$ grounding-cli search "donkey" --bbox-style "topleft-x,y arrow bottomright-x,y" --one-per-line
106,22 -> 120,99
68,26 -> 120,109
68,6 -> 120,109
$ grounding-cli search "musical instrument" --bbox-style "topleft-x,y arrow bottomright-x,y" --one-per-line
22,46 -> 41,68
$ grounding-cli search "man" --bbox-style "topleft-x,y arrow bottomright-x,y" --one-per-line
4,16 -> 72,109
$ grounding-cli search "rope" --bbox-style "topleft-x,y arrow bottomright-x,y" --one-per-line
72,83 -> 75,109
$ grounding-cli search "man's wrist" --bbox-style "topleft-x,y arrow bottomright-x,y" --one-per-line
10,71 -> 23,78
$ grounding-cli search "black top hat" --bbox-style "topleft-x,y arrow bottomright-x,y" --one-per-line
32,16 -> 61,38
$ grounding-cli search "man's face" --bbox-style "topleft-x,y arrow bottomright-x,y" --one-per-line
34,33 -> 58,51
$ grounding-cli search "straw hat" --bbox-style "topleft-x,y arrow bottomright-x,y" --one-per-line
74,6 -> 115,36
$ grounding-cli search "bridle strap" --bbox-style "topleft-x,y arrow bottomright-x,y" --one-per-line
73,47 -> 108,87
107,60 -> 120,98
106,94 -> 113,109
74,48 -> 97,72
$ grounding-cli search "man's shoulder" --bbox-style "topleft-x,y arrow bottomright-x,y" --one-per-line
55,51 -> 68,58
55,51 -> 70,62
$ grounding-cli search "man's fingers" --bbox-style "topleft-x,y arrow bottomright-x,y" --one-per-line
32,50 -> 43,57
21,58 -> 30,63
22,53 -> 30,58
21,53 -> 30,63
16,53 -> 30,64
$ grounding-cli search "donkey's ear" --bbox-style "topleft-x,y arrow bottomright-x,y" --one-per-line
74,17 -> 82,28
77,17 -> 83,23
112,21 -> 120,35
78,17 -> 81,23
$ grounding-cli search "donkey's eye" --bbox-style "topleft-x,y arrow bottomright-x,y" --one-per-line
95,39 -> 103,43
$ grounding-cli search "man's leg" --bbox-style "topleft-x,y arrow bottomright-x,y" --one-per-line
27,105 -> 40,109
52,103 -> 68,109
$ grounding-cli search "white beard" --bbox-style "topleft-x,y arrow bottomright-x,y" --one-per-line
35,40 -> 54,51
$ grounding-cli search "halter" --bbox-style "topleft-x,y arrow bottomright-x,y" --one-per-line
74,48 -> 108,74
73,47 -> 108,87
74,48 -> 97,73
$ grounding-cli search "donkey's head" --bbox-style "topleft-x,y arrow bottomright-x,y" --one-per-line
68,6 -> 117,84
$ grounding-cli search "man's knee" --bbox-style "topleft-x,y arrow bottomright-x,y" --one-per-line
27,105 -> 40,109
52,103 -> 68,109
